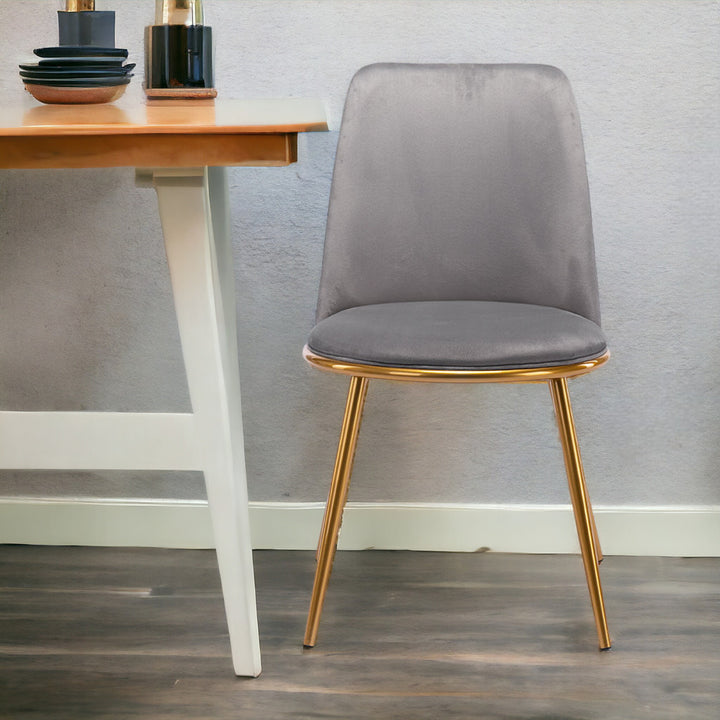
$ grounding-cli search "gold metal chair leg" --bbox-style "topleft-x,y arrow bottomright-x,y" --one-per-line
304,375 -> 369,648
587,486 -> 604,565
315,378 -> 369,561
554,394 -> 603,565
549,377 -> 611,650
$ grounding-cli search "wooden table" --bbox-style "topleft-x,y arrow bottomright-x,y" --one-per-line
0,97 -> 328,676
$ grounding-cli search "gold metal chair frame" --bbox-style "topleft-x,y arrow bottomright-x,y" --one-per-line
303,346 -> 612,651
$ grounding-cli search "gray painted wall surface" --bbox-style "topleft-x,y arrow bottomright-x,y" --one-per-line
1,1 -> 718,507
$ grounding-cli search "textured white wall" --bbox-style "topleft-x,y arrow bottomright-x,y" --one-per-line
0,1 -> 718,507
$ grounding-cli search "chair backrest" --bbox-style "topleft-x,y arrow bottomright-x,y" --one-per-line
315,63 -> 601,325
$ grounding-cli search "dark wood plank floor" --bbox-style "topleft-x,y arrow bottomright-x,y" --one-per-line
0,547 -> 718,719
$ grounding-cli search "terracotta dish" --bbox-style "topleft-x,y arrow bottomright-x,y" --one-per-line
24,83 -> 128,105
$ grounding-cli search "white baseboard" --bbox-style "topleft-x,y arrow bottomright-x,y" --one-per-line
0,498 -> 718,556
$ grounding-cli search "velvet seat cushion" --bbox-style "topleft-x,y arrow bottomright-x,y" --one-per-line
307,300 -> 607,370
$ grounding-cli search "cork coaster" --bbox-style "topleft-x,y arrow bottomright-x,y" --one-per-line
144,86 -> 217,99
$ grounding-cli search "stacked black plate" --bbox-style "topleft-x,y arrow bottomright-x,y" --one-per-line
19,46 -> 134,104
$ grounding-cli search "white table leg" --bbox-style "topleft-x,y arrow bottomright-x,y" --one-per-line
152,166 -> 261,677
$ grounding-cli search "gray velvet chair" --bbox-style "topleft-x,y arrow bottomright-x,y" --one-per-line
303,63 -> 611,651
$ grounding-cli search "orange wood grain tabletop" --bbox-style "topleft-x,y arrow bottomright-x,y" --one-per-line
0,98 -> 328,169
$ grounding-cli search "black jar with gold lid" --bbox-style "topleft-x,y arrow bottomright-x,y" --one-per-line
145,0 -> 214,92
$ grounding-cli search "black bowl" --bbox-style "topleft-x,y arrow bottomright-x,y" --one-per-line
34,46 -> 128,58
20,64 -> 135,79
23,76 -> 132,88
37,57 -> 126,67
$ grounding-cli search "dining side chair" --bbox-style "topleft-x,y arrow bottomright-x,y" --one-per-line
302,63 -> 611,651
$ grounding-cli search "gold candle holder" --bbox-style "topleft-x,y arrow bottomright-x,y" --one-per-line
65,0 -> 96,11
155,0 -> 204,26
58,0 -> 114,47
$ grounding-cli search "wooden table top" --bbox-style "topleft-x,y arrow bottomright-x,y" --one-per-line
0,97 -> 328,169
